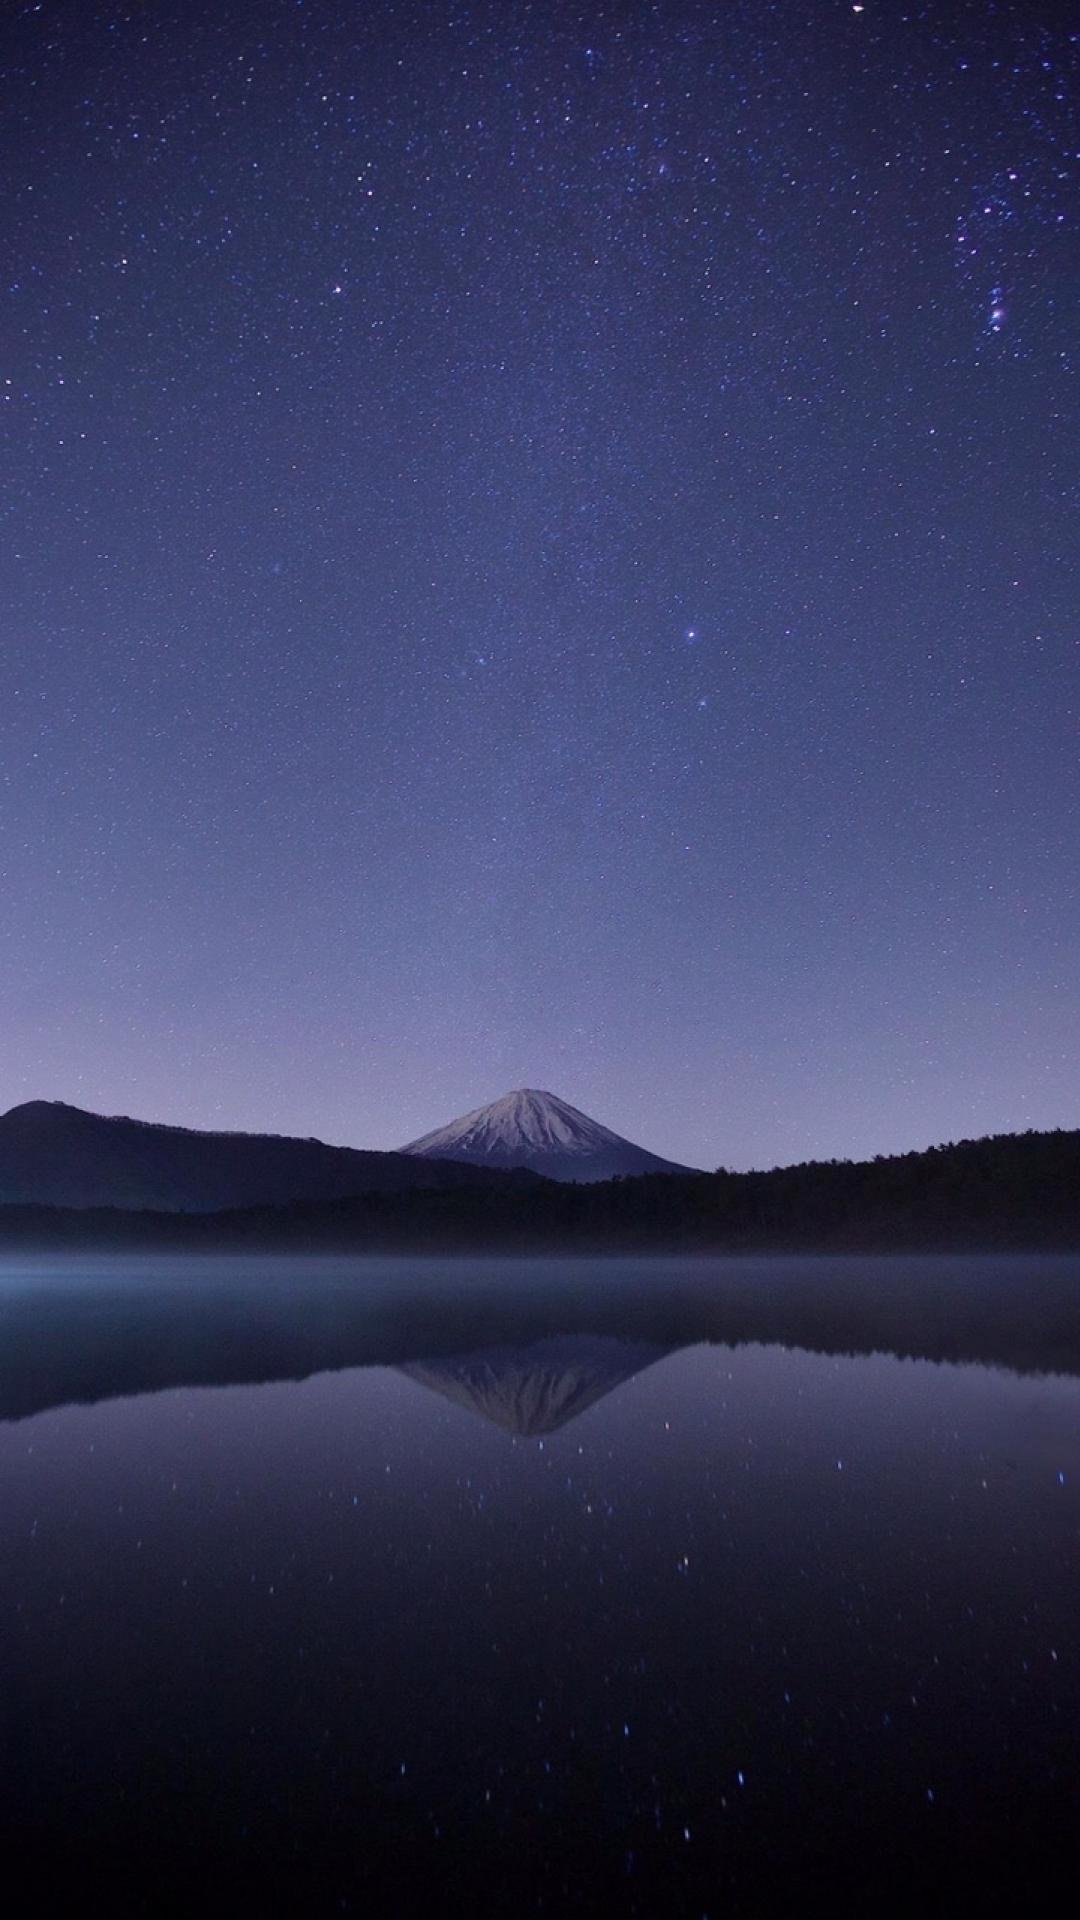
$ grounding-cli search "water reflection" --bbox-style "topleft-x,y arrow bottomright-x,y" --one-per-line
399,1335 -> 671,1434
1,1252 -> 1079,1424
2,1260 -> 1080,1913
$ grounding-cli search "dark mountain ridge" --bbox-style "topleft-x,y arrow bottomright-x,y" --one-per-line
0,1099 -> 538,1212
0,1124 -> 1076,1251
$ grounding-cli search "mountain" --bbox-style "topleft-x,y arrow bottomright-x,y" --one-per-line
0,1100 -> 538,1213
398,1335 -> 671,1435
401,1087 -> 693,1183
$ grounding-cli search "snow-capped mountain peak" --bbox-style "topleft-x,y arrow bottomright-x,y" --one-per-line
400,1088 -> 693,1183
415,1088 -> 618,1155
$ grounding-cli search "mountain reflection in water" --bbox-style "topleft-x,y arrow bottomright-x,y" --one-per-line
399,1335 -> 671,1435
3,1255 -> 1080,1916
2,1253 -> 1080,1425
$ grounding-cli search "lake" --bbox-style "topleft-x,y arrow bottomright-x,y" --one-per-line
1,1255 -> 1079,1914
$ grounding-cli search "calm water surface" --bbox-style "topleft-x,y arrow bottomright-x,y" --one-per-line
1,1256 -> 1079,1914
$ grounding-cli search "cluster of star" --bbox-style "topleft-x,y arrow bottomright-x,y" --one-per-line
0,0 -> 1076,1164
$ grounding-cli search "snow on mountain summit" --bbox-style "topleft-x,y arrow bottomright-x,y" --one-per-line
410,1089 -> 620,1156
401,1088 -> 693,1183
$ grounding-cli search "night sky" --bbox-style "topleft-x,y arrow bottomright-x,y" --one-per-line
1,0 -> 1076,1171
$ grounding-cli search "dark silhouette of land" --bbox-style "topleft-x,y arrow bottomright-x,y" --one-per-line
0,1099 -> 539,1211
0,1124 -> 1077,1253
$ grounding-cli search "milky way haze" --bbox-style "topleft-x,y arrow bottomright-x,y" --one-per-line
1,1 -> 1076,1170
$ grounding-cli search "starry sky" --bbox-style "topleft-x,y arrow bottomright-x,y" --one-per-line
1,0 -> 1076,1171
